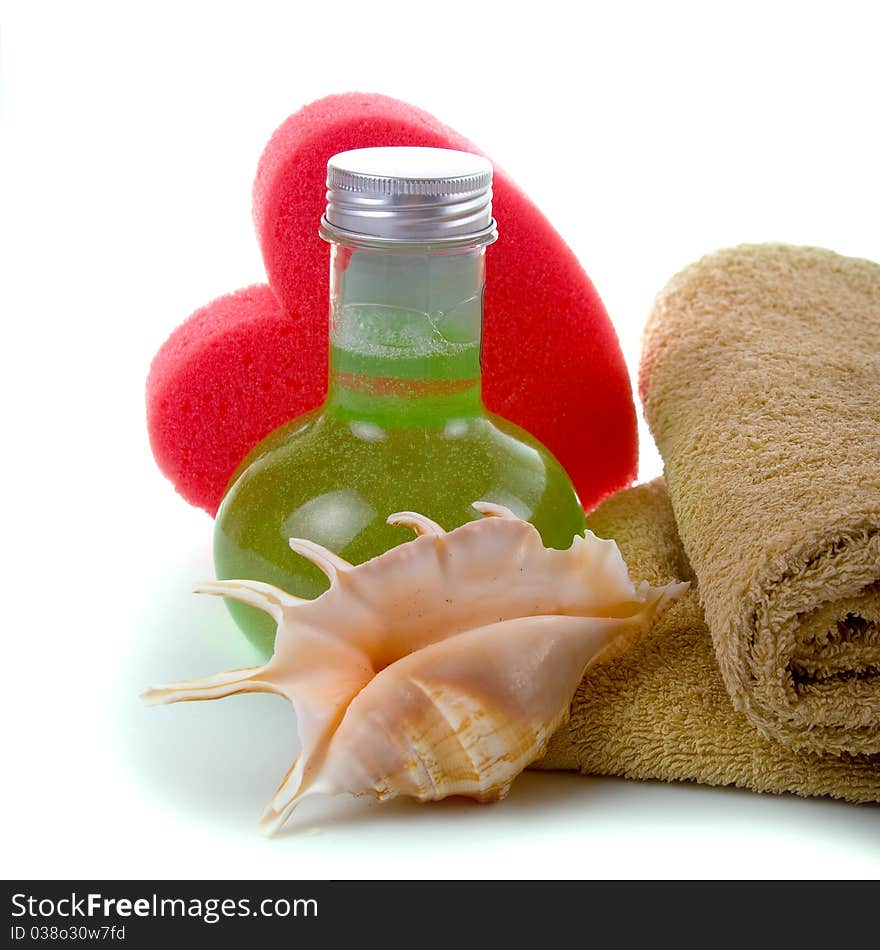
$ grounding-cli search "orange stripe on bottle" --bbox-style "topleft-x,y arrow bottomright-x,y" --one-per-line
334,372 -> 479,397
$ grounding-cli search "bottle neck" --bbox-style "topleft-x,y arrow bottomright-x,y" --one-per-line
325,242 -> 485,427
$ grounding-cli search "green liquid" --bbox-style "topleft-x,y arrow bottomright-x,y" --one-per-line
328,306 -> 483,425
215,308 -> 587,657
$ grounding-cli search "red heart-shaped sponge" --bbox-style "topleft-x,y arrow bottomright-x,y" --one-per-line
148,93 -> 638,516
147,285 -> 323,515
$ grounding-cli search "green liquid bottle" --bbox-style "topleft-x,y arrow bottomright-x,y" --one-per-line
215,147 -> 587,655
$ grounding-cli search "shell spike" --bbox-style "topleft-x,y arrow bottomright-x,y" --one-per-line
259,781 -> 311,837
193,579 -> 304,624
288,538 -> 351,581
140,665 -> 275,706
259,754 -> 341,836
386,511 -> 446,537
472,501 -> 520,520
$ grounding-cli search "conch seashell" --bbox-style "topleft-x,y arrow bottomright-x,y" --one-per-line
143,503 -> 686,833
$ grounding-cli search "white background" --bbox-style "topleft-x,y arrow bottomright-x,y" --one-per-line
2,1 -> 878,879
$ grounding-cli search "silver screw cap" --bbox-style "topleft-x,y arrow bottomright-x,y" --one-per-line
320,146 -> 497,248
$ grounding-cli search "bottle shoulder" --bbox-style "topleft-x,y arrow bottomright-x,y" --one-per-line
220,409 -> 581,524
222,405 -> 325,491
226,408 -> 565,482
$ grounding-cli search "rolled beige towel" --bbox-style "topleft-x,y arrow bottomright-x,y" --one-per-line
639,244 -> 880,755
537,479 -> 879,802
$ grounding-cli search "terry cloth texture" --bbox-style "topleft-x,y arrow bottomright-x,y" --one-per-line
639,244 -> 880,755
537,480 -> 879,802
